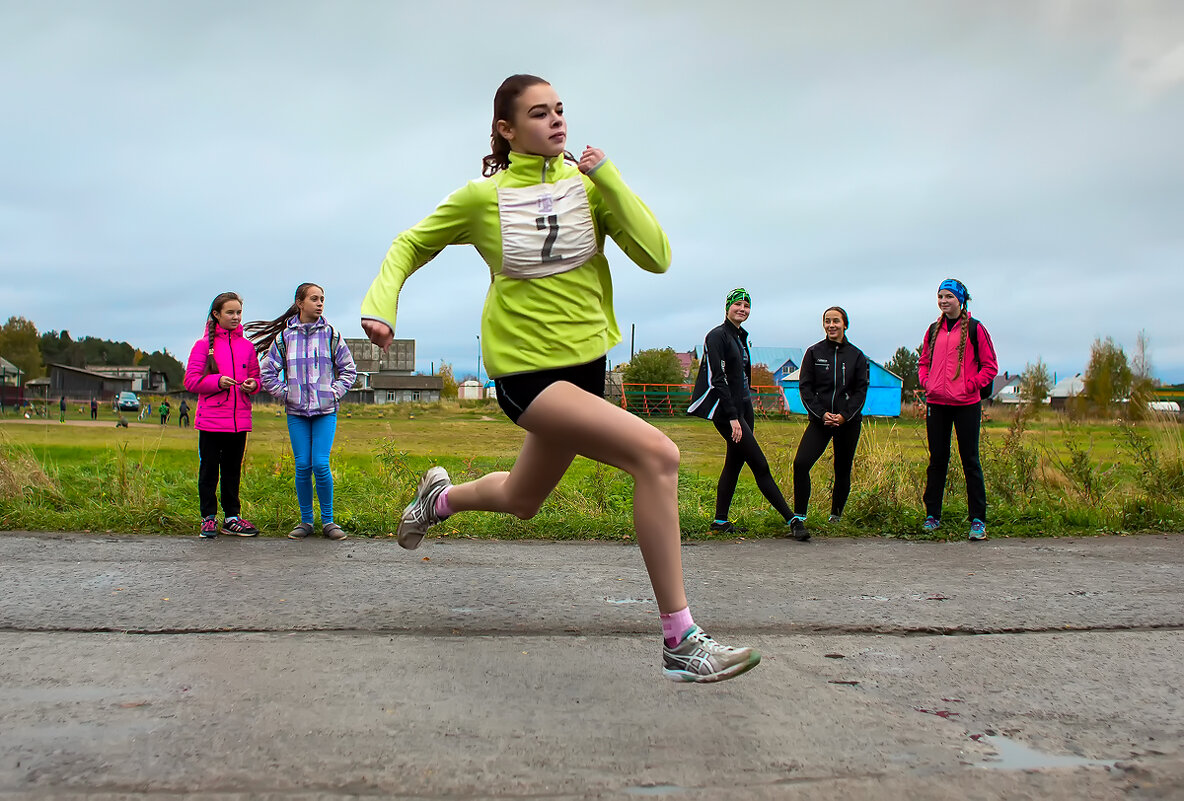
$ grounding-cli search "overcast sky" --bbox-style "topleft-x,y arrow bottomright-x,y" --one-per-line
3,0 -> 1182,383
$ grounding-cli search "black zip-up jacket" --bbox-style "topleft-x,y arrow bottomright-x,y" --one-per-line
687,321 -> 750,421
799,337 -> 870,424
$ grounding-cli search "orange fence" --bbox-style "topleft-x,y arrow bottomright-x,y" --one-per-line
620,384 -> 788,417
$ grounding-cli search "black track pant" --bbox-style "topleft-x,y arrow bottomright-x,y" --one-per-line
923,402 -> 986,522
792,418 -> 862,517
711,403 -> 793,522
198,430 -> 247,519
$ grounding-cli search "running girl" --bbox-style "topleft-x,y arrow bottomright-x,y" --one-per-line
360,74 -> 759,683
688,288 -> 807,541
250,283 -> 358,541
791,306 -> 870,535
917,279 -> 998,540
183,292 -> 262,538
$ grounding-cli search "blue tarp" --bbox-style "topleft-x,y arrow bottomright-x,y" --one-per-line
781,360 -> 902,417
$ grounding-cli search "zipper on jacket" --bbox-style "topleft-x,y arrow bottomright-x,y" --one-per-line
542,157 -> 550,183
231,335 -> 240,432
830,342 -> 839,413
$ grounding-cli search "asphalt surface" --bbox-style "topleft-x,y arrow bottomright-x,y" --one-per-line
1,531 -> 1182,799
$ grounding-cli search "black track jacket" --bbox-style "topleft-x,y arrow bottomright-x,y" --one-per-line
799,337 -> 870,424
687,320 -> 750,421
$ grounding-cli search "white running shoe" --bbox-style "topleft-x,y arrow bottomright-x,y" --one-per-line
396,467 -> 452,550
662,626 -> 761,683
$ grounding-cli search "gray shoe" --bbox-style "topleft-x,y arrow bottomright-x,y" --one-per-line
322,522 -> 347,541
828,514 -> 841,524
396,467 -> 452,550
662,626 -> 761,683
288,522 -> 313,540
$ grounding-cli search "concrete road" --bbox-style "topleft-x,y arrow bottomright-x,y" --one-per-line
0,532 -> 1181,799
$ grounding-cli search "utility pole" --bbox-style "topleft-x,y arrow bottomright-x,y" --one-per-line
630,324 -> 635,361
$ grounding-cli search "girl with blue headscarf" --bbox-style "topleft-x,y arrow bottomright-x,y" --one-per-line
917,279 -> 998,540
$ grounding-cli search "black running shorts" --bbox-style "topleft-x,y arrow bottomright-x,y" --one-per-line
493,356 -> 607,424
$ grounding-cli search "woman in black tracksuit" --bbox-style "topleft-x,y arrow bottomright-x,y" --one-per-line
791,306 -> 870,537
688,288 -> 807,541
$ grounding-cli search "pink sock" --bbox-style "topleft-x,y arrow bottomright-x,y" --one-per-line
660,607 -> 695,647
434,487 -> 454,519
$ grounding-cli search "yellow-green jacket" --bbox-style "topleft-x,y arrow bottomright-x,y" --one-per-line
361,151 -> 671,378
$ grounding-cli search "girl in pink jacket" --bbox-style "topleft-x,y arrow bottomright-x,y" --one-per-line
917,279 -> 998,541
183,292 -> 263,538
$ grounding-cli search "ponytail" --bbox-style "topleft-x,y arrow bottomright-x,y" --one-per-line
245,282 -> 323,356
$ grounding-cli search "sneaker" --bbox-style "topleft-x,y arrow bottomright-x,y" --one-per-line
221,517 -> 260,537
828,514 -> 841,524
969,519 -> 987,541
788,516 -> 811,542
923,516 -> 941,532
663,626 -> 761,683
288,522 -> 313,540
322,522 -> 347,541
708,520 -> 744,535
396,466 -> 451,550
199,517 -> 218,538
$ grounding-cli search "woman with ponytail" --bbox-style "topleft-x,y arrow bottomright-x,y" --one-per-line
183,292 -> 262,538
917,279 -> 998,540
360,74 -> 759,683
249,283 -> 357,541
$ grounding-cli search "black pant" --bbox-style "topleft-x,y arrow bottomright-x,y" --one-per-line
793,418 -> 862,517
711,403 -> 793,522
923,403 -> 986,522
198,431 -> 247,519
179,412 -> 189,428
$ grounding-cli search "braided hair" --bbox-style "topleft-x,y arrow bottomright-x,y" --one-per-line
925,308 -> 970,379
203,292 -> 242,375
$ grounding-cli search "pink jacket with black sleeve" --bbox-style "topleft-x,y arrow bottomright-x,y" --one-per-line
917,317 -> 998,406
183,324 -> 262,433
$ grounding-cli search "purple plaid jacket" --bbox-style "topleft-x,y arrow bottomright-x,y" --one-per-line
260,316 -> 358,417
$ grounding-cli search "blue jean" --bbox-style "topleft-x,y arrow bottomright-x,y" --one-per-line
287,413 -> 337,524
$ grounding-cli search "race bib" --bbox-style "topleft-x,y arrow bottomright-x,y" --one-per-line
497,177 -> 597,279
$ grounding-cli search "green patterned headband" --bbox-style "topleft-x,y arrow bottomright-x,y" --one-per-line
726,288 -> 751,310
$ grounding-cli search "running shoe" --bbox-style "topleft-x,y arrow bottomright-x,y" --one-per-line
663,626 -> 761,683
969,519 -> 987,541
322,522 -> 347,541
221,517 -> 260,537
922,516 -> 941,533
199,516 -> 218,538
288,522 -> 313,540
788,516 -> 811,542
828,514 -> 842,524
708,520 -> 744,535
396,466 -> 452,550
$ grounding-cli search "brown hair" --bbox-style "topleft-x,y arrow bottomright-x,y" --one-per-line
245,283 -> 322,356
481,74 -> 576,177
925,308 -> 970,379
823,306 -> 849,329
203,292 -> 243,375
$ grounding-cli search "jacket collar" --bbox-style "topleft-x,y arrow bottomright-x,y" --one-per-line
287,314 -> 328,333
507,150 -> 566,181
213,324 -> 244,340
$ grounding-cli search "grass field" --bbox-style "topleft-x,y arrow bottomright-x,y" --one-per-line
1,401 -> 1181,539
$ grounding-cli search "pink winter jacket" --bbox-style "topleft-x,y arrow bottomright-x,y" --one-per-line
917,317 -> 998,406
183,325 -> 262,433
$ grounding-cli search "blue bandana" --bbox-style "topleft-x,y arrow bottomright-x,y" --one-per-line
938,279 -> 969,306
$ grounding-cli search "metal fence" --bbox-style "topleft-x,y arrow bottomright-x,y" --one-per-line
620,384 -> 789,417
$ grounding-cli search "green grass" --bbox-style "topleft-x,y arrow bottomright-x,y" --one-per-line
1,402 -> 1181,539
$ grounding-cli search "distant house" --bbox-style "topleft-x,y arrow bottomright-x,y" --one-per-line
457,379 -> 483,400
990,372 -> 1022,404
1048,374 -> 1085,409
748,347 -> 804,385
672,350 -> 696,380
370,374 -> 442,405
343,337 -> 441,404
781,360 -> 903,417
46,364 -> 134,400
86,365 -> 168,393
0,356 -> 24,407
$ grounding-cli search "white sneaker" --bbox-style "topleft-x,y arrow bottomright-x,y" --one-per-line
396,467 -> 451,550
662,626 -> 761,683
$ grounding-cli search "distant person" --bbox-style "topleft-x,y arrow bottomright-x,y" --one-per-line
250,282 -> 357,541
90,397 -> 98,420
178,399 -> 190,428
791,307 -> 870,536
917,279 -> 998,541
688,288 -> 807,541
183,291 -> 262,539
59,395 -> 66,423
116,414 -> 129,428
359,74 -> 759,682
159,398 -> 170,425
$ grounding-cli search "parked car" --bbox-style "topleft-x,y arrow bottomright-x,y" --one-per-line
114,391 -> 140,412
